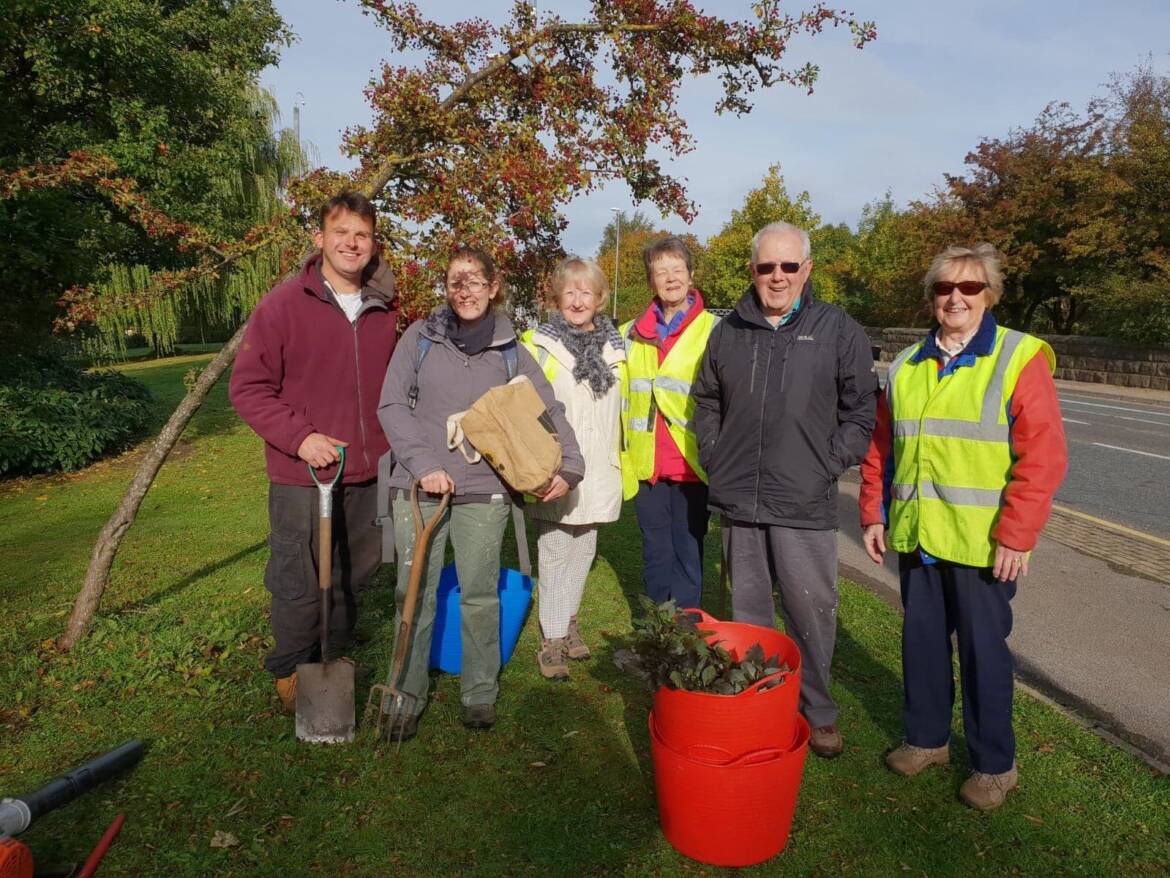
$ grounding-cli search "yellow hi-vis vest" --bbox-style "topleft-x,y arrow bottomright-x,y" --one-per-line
518,329 -> 559,382
886,326 -> 1055,567
619,311 -> 717,500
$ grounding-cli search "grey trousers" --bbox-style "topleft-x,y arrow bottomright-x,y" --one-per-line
725,521 -> 840,728
391,496 -> 511,714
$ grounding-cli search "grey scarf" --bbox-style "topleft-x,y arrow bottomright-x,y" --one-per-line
539,313 -> 621,395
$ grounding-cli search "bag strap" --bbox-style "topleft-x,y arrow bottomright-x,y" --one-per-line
511,502 -> 531,576
407,335 -> 433,411
445,411 -> 481,463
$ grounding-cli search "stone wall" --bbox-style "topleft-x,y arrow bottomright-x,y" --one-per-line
864,327 -> 1170,391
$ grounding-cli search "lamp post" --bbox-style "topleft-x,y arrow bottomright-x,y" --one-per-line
293,92 -> 305,141
610,207 -> 621,320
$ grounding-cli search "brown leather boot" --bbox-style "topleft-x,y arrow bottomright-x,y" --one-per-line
809,724 -> 844,758
537,638 -> 570,681
885,742 -> 950,776
959,764 -> 1018,811
565,617 -> 591,660
275,673 -> 297,715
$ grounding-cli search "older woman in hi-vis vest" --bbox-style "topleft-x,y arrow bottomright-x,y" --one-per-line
859,244 -> 1068,811
620,237 -> 717,610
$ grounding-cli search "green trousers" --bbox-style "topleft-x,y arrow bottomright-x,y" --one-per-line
391,496 -> 510,713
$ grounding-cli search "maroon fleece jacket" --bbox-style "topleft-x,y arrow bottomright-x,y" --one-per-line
229,252 -> 398,486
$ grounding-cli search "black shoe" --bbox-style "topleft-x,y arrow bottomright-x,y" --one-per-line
461,704 -> 497,730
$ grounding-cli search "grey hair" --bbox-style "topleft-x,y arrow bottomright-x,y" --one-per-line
544,255 -> 610,311
642,235 -> 694,280
922,243 -> 1004,307
751,221 -> 811,262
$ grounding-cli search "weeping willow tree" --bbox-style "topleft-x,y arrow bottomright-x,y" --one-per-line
81,88 -> 309,359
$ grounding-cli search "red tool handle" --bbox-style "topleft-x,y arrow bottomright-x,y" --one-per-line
76,813 -> 125,878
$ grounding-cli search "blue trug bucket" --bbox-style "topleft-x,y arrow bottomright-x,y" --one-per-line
428,563 -> 534,673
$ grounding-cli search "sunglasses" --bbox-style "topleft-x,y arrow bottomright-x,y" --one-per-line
754,261 -> 805,276
932,281 -> 987,297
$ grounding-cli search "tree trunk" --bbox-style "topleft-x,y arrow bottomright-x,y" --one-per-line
58,323 -> 248,651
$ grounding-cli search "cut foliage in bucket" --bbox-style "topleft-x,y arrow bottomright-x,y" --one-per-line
616,598 -> 792,695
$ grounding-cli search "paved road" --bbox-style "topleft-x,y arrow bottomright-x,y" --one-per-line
1056,386 -> 1170,537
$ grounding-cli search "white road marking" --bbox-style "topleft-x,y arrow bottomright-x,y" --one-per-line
1113,415 -> 1170,428
1092,442 -> 1170,461
1062,417 -> 1091,425
1059,397 -> 1170,418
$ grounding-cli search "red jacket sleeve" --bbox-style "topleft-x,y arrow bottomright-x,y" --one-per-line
858,388 -> 892,528
992,353 -> 1068,551
228,297 -> 316,458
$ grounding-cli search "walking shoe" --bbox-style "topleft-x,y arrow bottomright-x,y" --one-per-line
387,712 -> 419,744
537,638 -> 570,681
959,764 -> 1018,811
809,724 -> 844,758
275,673 -> 297,715
565,617 -> 591,660
885,742 -> 950,776
462,703 -> 497,730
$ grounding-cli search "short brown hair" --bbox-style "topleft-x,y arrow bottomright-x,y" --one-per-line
318,190 -> 377,233
642,236 -> 694,281
446,244 -> 508,310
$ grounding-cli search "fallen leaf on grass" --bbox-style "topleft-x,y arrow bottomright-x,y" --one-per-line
1023,815 -> 1045,826
529,761 -> 547,768
1037,743 -> 1054,754
563,730 -> 579,738
210,830 -> 239,848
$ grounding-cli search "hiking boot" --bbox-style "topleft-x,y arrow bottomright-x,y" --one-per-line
275,673 -> 297,715
462,703 -> 497,730
565,617 -> 591,661
538,638 -> 570,681
885,742 -> 950,776
959,764 -> 1018,811
809,724 -> 844,759
387,712 -> 420,744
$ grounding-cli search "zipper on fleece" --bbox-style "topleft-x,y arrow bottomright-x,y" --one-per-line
751,330 -> 777,522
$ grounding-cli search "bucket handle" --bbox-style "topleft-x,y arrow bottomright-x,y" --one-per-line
650,715 -> 788,767
742,669 -> 793,695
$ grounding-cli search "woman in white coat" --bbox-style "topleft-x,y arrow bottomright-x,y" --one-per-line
521,256 -> 626,681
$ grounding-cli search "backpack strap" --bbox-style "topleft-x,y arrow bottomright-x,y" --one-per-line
502,339 -> 518,381
407,335 -> 432,411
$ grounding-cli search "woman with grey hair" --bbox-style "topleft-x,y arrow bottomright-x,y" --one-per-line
858,243 -> 1067,810
521,256 -> 626,680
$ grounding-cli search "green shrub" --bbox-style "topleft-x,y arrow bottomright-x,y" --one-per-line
0,350 -> 153,476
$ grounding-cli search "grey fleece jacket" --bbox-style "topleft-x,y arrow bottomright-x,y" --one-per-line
378,307 -> 584,497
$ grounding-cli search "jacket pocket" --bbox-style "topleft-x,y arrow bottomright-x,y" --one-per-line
264,534 -> 313,602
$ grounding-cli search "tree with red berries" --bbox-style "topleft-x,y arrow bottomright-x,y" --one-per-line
37,0 -> 876,649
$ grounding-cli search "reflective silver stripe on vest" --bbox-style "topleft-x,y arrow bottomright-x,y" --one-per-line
655,376 -> 692,396
537,349 -> 549,366
893,418 -> 1010,442
885,343 -> 920,411
920,481 -> 1004,507
629,378 -> 653,393
628,417 -> 653,432
893,481 -> 1002,507
981,329 -> 1024,426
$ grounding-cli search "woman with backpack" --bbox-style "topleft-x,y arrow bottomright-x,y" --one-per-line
377,246 -> 584,740
521,257 -> 627,681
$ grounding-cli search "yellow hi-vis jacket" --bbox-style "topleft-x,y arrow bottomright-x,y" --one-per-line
885,325 -> 1055,567
619,311 -> 717,500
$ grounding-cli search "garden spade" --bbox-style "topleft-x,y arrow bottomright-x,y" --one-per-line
296,448 -> 355,744
367,481 -> 450,746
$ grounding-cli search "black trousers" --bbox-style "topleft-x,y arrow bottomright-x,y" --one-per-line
263,481 -> 382,678
899,553 -> 1018,774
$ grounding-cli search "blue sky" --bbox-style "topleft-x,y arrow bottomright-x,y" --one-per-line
263,1 -> 1170,256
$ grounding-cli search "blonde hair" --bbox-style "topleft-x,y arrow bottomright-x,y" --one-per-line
544,256 -> 610,312
922,243 -> 1004,307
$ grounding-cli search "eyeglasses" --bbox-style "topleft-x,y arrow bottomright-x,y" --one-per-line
754,261 -> 805,276
932,281 -> 987,297
447,278 -> 488,294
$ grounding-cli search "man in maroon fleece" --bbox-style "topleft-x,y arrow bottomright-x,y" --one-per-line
229,191 -> 398,714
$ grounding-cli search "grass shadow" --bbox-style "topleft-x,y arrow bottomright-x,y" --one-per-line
106,540 -> 268,616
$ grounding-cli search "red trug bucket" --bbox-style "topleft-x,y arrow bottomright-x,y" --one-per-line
650,712 -> 810,868
653,609 -> 803,759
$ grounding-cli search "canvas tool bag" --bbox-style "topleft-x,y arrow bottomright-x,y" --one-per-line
446,375 -> 562,494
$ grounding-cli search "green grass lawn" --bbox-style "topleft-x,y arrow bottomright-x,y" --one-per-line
1,354 -> 1167,877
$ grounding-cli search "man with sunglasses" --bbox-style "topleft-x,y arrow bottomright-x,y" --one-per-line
693,221 -> 878,759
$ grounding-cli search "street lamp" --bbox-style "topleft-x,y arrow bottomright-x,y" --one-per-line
610,207 -> 621,320
293,92 -> 306,141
